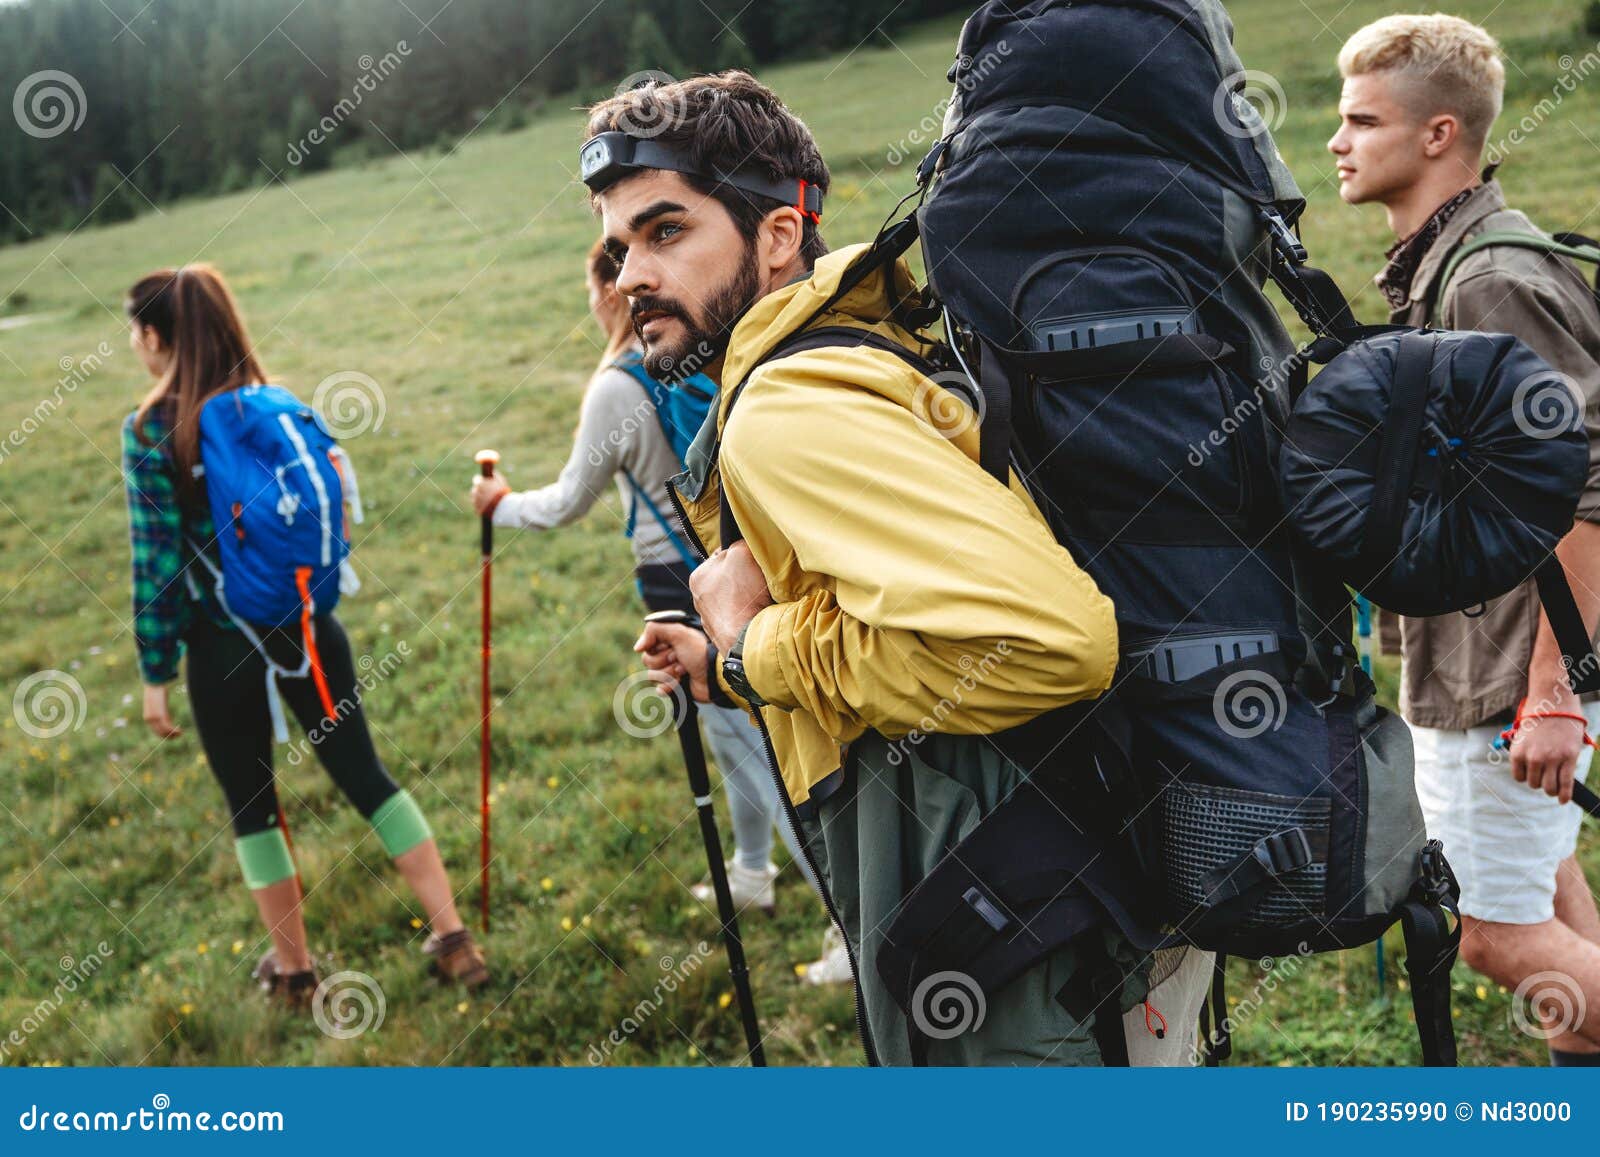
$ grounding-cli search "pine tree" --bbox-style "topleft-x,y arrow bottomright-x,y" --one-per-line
85,163 -> 139,226
714,31 -> 757,74
626,10 -> 687,80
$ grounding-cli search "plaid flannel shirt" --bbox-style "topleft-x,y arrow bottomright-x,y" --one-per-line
122,408 -> 232,685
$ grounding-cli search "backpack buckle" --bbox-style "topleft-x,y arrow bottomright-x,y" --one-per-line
1254,828 -> 1313,876
1418,839 -> 1453,906
1262,208 -> 1307,265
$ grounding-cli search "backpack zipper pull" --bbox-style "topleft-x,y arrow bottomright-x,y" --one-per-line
1144,1000 -> 1167,1039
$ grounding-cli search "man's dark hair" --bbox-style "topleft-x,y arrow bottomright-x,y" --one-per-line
585,71 -> 830,268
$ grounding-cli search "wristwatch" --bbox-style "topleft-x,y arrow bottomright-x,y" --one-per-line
720,626 -> 766,708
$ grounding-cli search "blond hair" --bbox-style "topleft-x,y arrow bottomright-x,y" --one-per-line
1338,13 -> 1504,148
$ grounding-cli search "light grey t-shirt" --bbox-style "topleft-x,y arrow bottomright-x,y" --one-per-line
491,364 -> 688,567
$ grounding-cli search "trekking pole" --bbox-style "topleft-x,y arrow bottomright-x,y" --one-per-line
1576,782 -> 1600,820
643,609 -> 766,1066
475,448 -> 499,934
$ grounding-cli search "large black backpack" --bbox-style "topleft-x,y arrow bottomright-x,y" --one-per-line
890,0 -> 1465,1065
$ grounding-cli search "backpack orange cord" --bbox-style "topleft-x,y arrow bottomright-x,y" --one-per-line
294,566 -> 338,722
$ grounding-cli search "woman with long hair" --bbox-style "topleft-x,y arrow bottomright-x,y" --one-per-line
123,263 -> 487,1007
470,241 -> 847,980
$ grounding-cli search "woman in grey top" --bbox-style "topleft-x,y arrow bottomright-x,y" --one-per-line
471,242 -> 845,981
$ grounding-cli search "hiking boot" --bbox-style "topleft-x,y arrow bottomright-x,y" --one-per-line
691,861 -> 777,914
424,928 -> 489,989
254,949 -> 319,1011
800,924 -> 854,986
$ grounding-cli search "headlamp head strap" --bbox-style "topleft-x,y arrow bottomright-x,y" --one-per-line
580,131 -> 822,223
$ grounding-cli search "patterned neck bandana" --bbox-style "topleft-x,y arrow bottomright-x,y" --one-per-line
1376,184 -> 1479,312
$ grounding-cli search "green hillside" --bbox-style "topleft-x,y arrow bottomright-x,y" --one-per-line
1,0 -> 1596,1065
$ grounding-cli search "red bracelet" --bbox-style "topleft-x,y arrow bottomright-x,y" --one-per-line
1521,710 -> 1588,725
1499,698 -> 1597,750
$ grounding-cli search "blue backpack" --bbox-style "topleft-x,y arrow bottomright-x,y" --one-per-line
190,384 -> 363,740
611,352 -> 716,568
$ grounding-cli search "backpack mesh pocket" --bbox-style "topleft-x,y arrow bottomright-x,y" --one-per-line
1160,783 -> 1330,927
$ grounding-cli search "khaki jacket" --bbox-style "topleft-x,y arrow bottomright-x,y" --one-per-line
1387,180 -> 1600,729
670,244 -> 1118,806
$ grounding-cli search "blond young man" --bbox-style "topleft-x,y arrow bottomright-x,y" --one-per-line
1330,14 -> 1600,1063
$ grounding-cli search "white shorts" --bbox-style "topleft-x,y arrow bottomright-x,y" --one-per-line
1412,702 -> 1595,924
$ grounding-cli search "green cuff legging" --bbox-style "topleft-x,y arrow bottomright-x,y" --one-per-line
184,614 -> 431,889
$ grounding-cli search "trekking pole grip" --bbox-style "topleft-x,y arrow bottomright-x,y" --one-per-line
475,449 -> 499,557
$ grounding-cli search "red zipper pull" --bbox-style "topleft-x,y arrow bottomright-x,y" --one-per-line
1144,1000 -> 1167,1039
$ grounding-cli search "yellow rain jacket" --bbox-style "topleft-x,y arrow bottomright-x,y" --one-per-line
668,243 -> 1118,807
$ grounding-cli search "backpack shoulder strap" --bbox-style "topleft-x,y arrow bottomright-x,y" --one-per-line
620,467 -> 699,570
1432,229 -> 1600,312
1259,208 -> 1360,346
611,352 -> 685,462
611,352 -> 668,409
755,323 -> 937,375
716,324 -> 947,548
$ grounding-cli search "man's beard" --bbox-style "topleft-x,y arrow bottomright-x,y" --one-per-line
635,252 -> 762,382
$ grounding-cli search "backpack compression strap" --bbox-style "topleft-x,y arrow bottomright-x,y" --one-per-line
1400,840 -> 1462,1067
1354,332 -> 1436,587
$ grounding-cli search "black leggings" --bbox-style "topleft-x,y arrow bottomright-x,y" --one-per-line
185,614 -> 401,837
636,561 -> 694,615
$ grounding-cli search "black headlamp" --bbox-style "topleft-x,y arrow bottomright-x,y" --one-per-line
579,131 -> 822,223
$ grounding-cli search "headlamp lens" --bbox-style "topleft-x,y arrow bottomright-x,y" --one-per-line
579,137 -> 612,184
